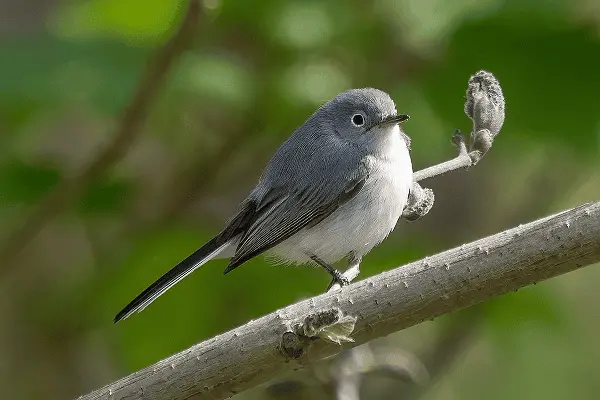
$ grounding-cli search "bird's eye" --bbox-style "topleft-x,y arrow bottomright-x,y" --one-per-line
351,113 -> 365,127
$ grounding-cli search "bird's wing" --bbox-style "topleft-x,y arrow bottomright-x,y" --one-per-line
224,167 -> 368,273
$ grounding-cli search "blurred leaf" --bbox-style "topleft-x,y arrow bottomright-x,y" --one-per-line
271,2 -> 333,49
0,160 -> 60,205
0,98 -> 43,133
77,176 -> 133,215
0,36 -> 146,117
220,0 -> 278,31
175,54 -> 256,108
280,59 -> 350,106
377,0 -> 503,53
51,0 -> 185,45
389,82 -> 450,165
482,285 -> 568,348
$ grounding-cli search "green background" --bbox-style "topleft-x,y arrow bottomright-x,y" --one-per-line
1,0 -> 600,399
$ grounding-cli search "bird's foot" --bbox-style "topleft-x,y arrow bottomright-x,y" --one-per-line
326,269 -> 350,291
327,258 -> 361,292
309,254 -> 362,292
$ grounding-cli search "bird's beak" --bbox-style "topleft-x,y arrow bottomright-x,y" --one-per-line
375,114 -> 410,128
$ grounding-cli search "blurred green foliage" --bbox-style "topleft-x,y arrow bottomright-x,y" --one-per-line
1,0 -> 600,399
0,159 -> 61,205
53,0 -> 185,44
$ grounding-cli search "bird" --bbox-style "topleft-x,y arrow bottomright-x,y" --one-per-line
115,88 -> 413,322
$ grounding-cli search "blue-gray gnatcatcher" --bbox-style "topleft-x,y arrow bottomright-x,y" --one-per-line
115,88 -> 413,322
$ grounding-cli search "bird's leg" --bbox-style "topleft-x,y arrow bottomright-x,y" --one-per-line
309,254 -> 349,290
343,256 -> 361,281
327,256 -> 361,292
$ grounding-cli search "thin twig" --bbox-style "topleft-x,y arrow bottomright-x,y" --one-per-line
78,199 -> 600,400
413,131 -> 473,182
0,0 -> 201,276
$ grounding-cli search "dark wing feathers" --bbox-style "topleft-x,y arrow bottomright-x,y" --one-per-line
223,174 -> 367,274
219,199 -> 259,239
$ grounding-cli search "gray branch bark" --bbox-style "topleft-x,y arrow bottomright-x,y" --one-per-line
79,200 -> 600,400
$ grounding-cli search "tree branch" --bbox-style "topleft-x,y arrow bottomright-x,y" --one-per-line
413,130 -> 472,182
0,0 -> 201,277
78,200 -> 600,400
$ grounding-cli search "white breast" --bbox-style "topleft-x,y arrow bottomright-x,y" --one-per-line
271,125 -> 413,264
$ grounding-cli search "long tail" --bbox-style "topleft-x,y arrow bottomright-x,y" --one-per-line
114,236 -> 234,322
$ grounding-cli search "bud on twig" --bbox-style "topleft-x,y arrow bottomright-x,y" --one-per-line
464,70 -> 505,163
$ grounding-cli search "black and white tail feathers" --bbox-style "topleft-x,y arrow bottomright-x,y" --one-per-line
114,200 -> 259,323
113,236 -> 234,322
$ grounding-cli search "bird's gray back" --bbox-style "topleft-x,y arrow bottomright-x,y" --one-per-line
253,112 -> 365,205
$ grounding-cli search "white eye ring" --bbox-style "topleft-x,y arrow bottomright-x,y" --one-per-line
351,113 -> 365,127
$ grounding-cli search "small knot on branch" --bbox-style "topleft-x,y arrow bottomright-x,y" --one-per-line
280,308 -> 357,359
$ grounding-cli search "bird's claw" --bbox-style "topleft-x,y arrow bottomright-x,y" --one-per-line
327,269 -> 350,291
